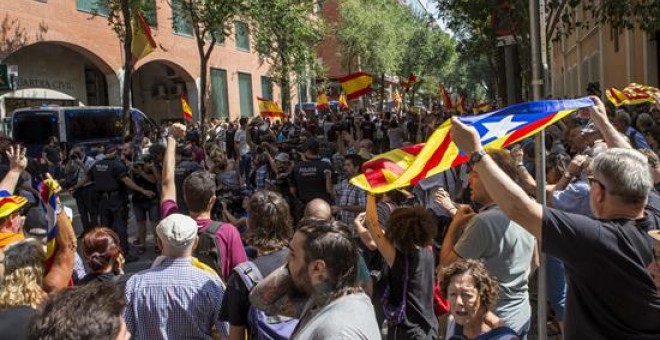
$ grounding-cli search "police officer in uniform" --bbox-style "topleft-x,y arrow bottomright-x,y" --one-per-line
87,145 -> 155,261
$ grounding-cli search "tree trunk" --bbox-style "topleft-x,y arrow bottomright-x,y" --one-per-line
121,0 -> 133,137
199,57 -> 208,137
379,73 -> 385,112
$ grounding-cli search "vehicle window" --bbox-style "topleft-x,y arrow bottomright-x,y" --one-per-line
66,110 -> 122,142
13,113 -> 58,145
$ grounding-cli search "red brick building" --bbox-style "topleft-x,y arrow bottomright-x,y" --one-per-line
0,0 -> 279,122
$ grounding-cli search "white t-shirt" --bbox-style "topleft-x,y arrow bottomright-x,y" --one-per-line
234,129 -> 250,156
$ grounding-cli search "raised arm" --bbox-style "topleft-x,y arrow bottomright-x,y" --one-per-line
0,145 -> 27,194
450,117 -> 544,240
589,96 -> 631,149
162,123 -> 186,203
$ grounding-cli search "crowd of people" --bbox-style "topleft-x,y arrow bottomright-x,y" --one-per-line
0,91 -> 658,340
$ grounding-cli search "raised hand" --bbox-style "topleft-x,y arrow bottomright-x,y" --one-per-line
6,145 -> 27,172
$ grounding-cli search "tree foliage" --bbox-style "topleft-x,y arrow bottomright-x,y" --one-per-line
549,0 -> 660,40
247,0 -> 324,113
171,0 -> 246,133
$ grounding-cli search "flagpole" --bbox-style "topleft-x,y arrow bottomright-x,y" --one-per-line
530,0 -> 548,339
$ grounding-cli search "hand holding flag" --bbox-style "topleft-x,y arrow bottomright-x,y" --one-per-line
450,116 -> 482,155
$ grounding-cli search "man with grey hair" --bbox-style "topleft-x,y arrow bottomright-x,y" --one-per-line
449,96 -> 660,339
123,213 -> 229,340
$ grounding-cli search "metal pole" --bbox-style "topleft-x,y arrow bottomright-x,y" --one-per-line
530,0 -> 548,339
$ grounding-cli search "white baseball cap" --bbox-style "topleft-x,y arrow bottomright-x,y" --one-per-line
156,214 -> 198,248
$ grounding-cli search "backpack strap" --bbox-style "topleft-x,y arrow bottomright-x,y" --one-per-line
234,261 -> 264,291
206,221 -> 224,235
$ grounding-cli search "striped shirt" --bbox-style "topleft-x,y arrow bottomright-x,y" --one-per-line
123,257 -> 229,340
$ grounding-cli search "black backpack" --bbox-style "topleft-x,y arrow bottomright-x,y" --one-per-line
194,221 -> 225,277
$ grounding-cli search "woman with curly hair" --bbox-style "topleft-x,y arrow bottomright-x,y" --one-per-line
442,259 -> 519,340
0,240 -> 47,339
355,206 -> 439,339
80,227 -> 126,285
219,190 -> 294,340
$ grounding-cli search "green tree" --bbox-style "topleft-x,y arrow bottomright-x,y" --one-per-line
549,0 -> 660,39
247,0 -> 324,114
170,0 -> 246,134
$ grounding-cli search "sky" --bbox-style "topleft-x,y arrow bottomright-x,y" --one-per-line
408,0 -> 451,32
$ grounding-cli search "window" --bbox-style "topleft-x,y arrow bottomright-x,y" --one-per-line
143,0 -> 158,27
76,0 -> 109,16
235,21 -> 250,51
211,69 -> 229,118
208,30 -> 226,45
238,72 -> 254,117
260,76 -> 273,100
171,0 -> 193,36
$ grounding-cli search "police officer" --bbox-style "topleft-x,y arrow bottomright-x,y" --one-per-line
86,144 -> 155,261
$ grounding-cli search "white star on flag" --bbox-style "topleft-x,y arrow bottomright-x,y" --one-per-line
479,115 -> 526,142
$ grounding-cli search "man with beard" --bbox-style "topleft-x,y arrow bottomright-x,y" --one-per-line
249,220 -> 380,339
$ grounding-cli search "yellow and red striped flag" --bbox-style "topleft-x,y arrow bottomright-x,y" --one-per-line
606,83 -> 660,107
456,94 -> 467,114
181,94 -> 193,121
258,97 -> 285,121
350,98 -> 595,194
474,102 -> 493,113
340,72 -> 373,100
439,84 -> 453,110
339,93 -> 349,111
131,11 -> 157,63
317,91 -> 329,111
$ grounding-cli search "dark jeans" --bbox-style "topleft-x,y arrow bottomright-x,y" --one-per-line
98,194 -> 129,255
74,185 -> 98,232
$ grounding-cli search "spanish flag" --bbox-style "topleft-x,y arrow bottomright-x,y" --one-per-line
181,94 -> 193,121
606,83 -> 660,107
339,93 -> 349,111
317,91 -> 329,111
350,98 -> 595,194
131,11 -> 157,63
439,84 -> 453,110
258,97 -> 285,120
456,94 -> 466,114
340,72 -> 373,100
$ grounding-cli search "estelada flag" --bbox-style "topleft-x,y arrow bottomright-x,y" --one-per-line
258,97 -> 284,120
340,72 -> 373,100
317,92 -> 329,110
456,94 -> 467,114
131,11 -> 157,63
350,97 -> 595,194
606,83 -> 660,107
339,93 -> 349,111
439,84 -> 453,110
474,102 -> 492,113
181,94 -> 193,121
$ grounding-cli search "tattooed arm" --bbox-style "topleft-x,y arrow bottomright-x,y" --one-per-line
249,265 -> 306,318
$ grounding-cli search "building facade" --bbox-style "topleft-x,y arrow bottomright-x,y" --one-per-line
0,0 -> 279,122
548,4 -> 659,98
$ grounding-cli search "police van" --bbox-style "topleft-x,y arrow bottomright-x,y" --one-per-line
10,106 -> 155,157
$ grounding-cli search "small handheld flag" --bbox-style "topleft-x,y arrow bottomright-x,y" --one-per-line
439,85 -> 453,110
181,94 -> 193,121
317,92 -> 329,111
339,93 -> 349,111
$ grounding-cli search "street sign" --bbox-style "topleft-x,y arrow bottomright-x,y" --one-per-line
0,64 -> 10,91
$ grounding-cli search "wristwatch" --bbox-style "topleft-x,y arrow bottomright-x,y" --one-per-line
468,149 -> 487,167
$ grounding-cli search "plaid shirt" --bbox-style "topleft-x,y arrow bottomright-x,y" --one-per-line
335,179 -> 367,227
123,257 -> 229,340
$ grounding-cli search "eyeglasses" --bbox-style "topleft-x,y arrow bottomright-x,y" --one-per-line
586,176 -> 606,190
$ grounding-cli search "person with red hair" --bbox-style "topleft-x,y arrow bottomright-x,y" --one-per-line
80,227 -> 125,285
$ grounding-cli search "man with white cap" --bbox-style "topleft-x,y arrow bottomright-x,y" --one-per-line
123,213 -> 228,340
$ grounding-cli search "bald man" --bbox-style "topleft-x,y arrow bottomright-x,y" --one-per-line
303,198 -> 332,221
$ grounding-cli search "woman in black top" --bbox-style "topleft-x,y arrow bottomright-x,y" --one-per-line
80,227 -> 125,284
355,206 -> 439,339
